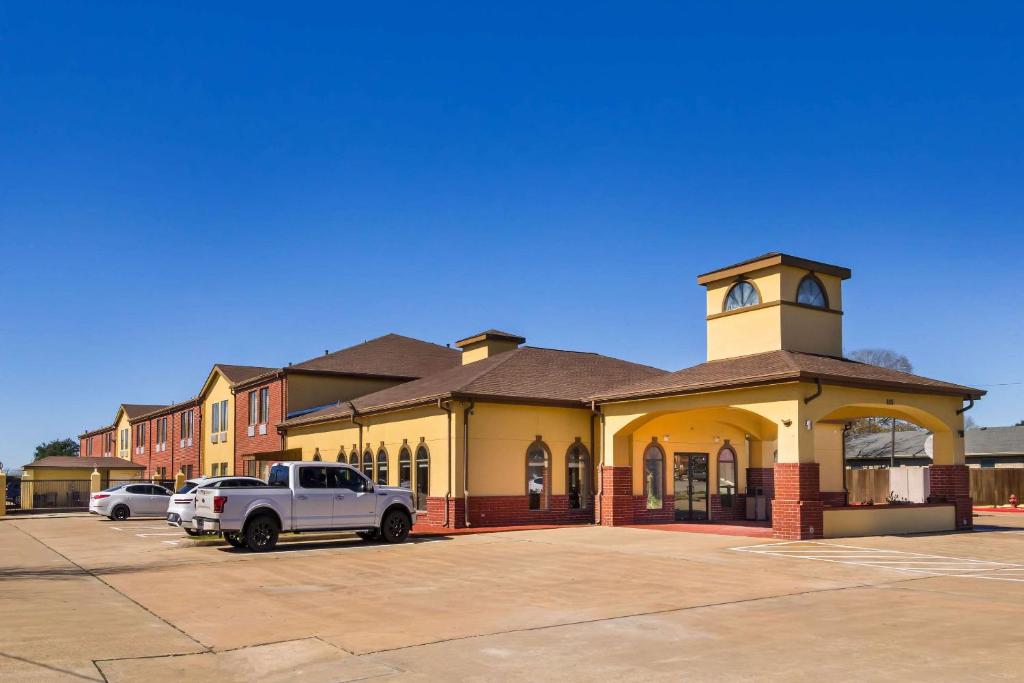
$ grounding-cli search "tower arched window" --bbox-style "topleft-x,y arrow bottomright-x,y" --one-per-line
349,449 -> 359,466
724,281 -> 760,311
796,275 -> 828,308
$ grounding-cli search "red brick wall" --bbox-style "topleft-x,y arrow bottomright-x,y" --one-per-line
235,378 -> 285,474
746,467 -> 775,499
820,491 -> 848,507
709,493 -> 746,521
599,466 -> 635,525
422,495 -> 595,528
140,407 -> 201,481
632,493 -> 675,523
930,464 -> 973,530
80,433 -> 108,458
772,462 -> 823,540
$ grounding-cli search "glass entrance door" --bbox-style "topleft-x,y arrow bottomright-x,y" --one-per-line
673,453 -> 709,521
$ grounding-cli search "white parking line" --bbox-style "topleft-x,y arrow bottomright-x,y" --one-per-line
135,533 -> 184,538
731,541 -> 1024,583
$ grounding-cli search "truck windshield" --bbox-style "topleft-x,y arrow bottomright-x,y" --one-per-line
268,465 -> 289,487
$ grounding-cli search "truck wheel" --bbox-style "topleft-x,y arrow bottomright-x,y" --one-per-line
357,529 -> 381,542
381,510 -> 410,543
110,505 -> 130,521
223,532 -> 245,548
244,515 -> 279,552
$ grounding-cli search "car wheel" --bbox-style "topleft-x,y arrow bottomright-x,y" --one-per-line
223,532 -> 245,548
244,515 -> 279,552
381,509 -> 410,543
111,505 -> 130,521
357,529 -> 381,542
184,528 -> 201,537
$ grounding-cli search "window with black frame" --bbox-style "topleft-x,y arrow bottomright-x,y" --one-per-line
415,445 -> 429,511
526,439 -> 550,511
643,442 -> 664,510
398,447 -> 412,489
362,450 -> 373,478
717,444 -> 737,508
376,448 -> 389,485
566,440 -> 589,510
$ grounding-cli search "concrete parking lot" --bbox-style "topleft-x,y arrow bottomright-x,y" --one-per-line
2,512 -> 1023,681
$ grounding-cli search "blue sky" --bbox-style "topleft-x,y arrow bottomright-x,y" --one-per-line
1,3 -> 1022,468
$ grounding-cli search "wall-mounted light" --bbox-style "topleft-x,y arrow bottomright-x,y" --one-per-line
782,419 -> 792,427
805,420 -> 813,431
664,435 -> 670,442
713,435 -> 720,443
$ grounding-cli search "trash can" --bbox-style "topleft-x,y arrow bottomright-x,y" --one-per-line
746,487 -> 767,521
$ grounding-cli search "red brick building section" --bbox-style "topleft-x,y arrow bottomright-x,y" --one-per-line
131,401 -> 202,481
772,462 -> 823,540
234,376 -> 286,475
79,426 -> 115,459
929,464 -> 973,530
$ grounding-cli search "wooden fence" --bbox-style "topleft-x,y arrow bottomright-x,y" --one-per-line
845,468 -> 1024,506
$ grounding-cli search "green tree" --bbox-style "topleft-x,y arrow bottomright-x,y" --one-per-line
33,438 -> 80,461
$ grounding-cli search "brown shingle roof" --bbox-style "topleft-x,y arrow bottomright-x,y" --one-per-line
590,350 -> 985,402
288,333 -> 461,379
122,404 -> 171,420
26,456 -> 145,470
215,364 -> 279,385
79,425 -> 115,439
130,397 -> 199,422
281,347 -> 666,428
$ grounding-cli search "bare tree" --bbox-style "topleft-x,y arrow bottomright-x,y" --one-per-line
846,350 -> 921,463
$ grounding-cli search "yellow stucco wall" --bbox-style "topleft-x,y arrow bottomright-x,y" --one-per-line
115,411 -> 132,460
24,467 -> 141,481
467,403 -> 593,496
286,374 -> 402,413
823,504 -> 955,538
704,264 -> 845,360
815,425 -> 845,492
202,372 -> 234,476
283,405 -> 455,497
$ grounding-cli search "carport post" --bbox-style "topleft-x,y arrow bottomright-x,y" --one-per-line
0,468 -> 6,517
90,468 -> 102,495
174,470 -> 186,492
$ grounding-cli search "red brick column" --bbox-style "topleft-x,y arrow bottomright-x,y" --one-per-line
599,466 -> 634,526
772,463 -> 823,540
930,464 -> 972,530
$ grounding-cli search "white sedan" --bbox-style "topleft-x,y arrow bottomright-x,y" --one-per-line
166,476 -> 265,535
89,483 -> 173,520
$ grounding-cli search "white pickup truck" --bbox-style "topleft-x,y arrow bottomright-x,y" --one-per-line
192,462 -> 416,552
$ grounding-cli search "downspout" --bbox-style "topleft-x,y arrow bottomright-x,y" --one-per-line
956,397 -> 975,416
170,412 -> 175,479
589,401 -> 602,524
438,398 -> 453,527
803,378 -> 823,404
590,401 -> 602,520
463,400 -> 475,527
842,422 -> 852,506
348,401 -> 364,454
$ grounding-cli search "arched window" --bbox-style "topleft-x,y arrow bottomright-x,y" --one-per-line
362,449 -> 373,478
796,275 -> 828,308
415,444 -> 429,512
643,441 -> 664,510
718,443 -> 737,508
375,448 -> 388,486
336,447 -> 346,463
566,439 -> 590,510
724,281 -> 760,311
349,450 -> 359,466
312,448 -> 322,462
398,447 -> 412,489
526,438 -> 550,511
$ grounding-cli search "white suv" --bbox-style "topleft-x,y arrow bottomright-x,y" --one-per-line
167,476 -> 265,535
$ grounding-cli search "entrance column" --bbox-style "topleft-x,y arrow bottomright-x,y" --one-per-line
929,430 -> 972,530
598,429 -> 635,526
772,402 -> 822,540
